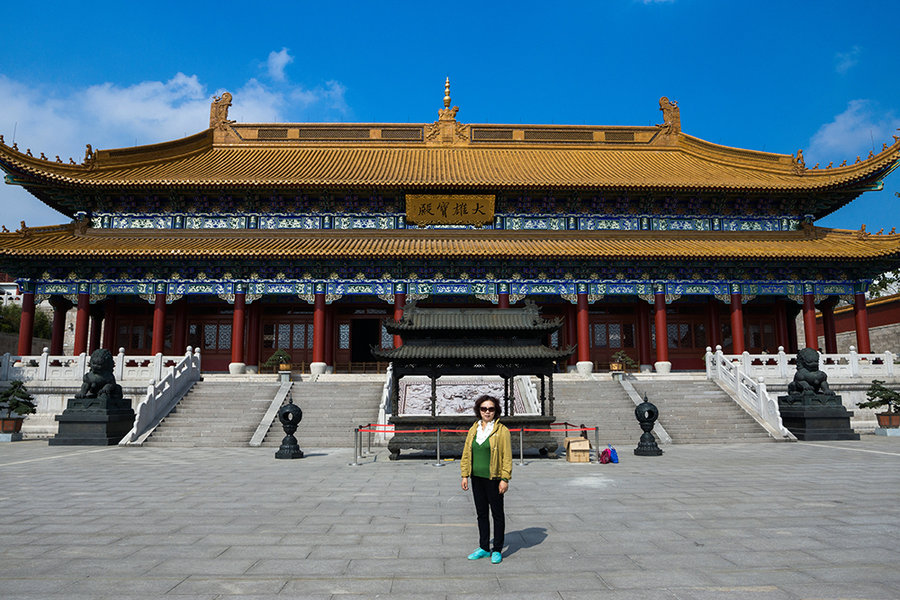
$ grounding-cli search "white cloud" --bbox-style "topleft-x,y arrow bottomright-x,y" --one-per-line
835,46 -> 861,75
0,66 -> 349,228
267,48 -> 294,82
807,100 -> 900,164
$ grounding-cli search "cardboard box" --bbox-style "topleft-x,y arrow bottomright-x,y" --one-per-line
564,437 -> 592,463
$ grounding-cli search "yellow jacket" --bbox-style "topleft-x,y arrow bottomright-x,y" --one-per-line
460,420 -> 512,481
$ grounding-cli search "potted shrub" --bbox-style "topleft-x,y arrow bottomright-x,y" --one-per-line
857,380 -> 900,428
0,380 -> 37,434
609,350 -> 638,373
263,349 -> 293,373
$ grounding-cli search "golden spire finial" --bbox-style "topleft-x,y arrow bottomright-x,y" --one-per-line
443,77 -> 451,109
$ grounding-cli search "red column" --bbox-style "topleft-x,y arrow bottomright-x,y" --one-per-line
576,292 -> 590,364
230,291 -> 246,365
730,292 -> 745,354
774,299 -> 789,351
313,292 -> 326,364
49,296 -> 71,355
16,287 -> 36,356
393,292 -> 406,348
88,303 -> 104,354
246,301 -> 260,367
821,301 -> 838,354
654,292 -> 669,364
173,299 -> 187,354
498,292 -> 510,309
637,301 -> 652,366
102,297 -> 117,351
73,294 -> 90,356
802,294 -> 818,349
706,297 -> 721,349
566,303 -> 577,366
324,304 -> 334,366
853,292 -> 871,353
151,291 -> 167,355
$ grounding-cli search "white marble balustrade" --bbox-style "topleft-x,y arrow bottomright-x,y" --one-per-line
0,347 -> 196,383
705,346 -> 896,381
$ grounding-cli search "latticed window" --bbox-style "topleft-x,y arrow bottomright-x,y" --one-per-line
591,322 -> 635,349
339,324 -> 351,349
263,322 -> 311,350
189,321 -> 232,352
217,324 -> 232,350
381,323 -> 393,349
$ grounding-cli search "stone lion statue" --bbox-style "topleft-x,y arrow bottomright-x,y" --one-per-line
787,347 -> 832,396
76,348 -> 123,403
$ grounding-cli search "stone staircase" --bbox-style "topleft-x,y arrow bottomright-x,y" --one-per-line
143,380 -> 282,447
550,376 -> 646,449
628,377 -> 774,443
262,377 -> 383,448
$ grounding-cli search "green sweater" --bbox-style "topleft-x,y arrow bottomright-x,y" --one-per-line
471,437 -> 491,478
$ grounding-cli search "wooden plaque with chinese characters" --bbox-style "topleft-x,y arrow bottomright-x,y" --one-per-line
405,194 -> 494,226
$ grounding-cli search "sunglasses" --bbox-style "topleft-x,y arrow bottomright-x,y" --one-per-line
480,406 -> 496,413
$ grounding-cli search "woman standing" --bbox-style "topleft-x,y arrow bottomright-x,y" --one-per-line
460,394 -> 512,564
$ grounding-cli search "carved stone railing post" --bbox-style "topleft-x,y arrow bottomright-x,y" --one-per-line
887,351 -> 895,377
152,353 -> 163,383
75,352 -> 88,378
741,351 -> 751,371
115,348 -> 126,381
1,353 -> 9,380
757,377 -> 768,416
715,345 -> 724,379
705,346 -> 714,379
38,347 -> 50,380
848,346 -> 859,377
777,346 -> 788,379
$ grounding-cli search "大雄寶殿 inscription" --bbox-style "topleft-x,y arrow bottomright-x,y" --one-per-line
405,194 -> 494,226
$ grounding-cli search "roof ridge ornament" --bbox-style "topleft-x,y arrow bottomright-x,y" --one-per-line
439,77 -> 458,121
210,92 -> 234,130
792,149 -> 806,175
83,144 -> 95,168
658,97 -> 681,135
426,77 -> 470,145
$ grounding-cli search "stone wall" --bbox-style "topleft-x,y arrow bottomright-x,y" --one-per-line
0,332 -> 51,355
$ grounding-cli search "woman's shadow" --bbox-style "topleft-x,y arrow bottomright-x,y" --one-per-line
503,527 -> 548,557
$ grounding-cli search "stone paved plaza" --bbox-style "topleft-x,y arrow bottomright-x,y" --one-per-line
1,437 -> 899,599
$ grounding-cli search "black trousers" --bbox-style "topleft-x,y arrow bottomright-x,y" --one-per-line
470,475 -> 505,553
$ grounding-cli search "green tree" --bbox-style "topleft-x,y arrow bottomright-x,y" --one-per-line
0,304 -> 53,339
0,380 -> 37,418
868,269 -> 900,299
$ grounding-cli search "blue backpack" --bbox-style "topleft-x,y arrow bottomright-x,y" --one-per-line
608,445 -> 619,464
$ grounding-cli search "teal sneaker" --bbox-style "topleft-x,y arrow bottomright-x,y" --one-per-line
491,551 -> 502,564
467,548 -> 490,560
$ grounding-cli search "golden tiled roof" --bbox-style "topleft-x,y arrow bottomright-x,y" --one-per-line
2,224 -> 899,261
1,124 -> 898,193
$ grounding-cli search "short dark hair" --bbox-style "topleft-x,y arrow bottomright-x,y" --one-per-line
473,394 -> 501,418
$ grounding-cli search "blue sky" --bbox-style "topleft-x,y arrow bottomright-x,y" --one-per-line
2,0 -> 898,232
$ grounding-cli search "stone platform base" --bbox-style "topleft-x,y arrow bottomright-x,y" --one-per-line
50,408 -> 136,446
778,398 -> 860,441
875,427 -> 900,437
388,415 -> 559,460
0,432 -> 23,442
